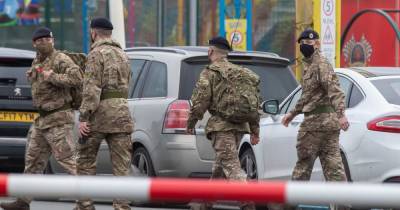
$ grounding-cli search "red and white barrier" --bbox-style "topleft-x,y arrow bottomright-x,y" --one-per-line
1,174 -> 400,207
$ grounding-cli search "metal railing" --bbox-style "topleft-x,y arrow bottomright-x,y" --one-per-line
1,174 -> 400,208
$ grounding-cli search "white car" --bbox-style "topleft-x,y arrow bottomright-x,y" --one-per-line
238,67 -> 400,183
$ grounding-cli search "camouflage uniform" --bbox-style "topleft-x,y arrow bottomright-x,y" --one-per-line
187,58 -> 259,210
76,38 -> 134,210
20,50 -> 82,204
289,51 -> 347,181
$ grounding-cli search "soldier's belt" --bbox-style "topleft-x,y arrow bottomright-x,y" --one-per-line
304,105 -> 334,116
100,91 -> 128,100
38,104 -> 71,117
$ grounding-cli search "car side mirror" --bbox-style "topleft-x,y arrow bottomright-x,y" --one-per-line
262,100 -> 279,115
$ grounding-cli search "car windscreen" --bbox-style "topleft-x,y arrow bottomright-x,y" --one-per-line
179,58 -> 298,103
0,57 -> 32,86
371,78 -> 400,106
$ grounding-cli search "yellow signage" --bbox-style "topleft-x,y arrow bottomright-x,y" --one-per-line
0,111 -> 38,123
225,19 -> 247,51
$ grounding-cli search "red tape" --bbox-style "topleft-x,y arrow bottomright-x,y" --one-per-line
0,174 -> 8,196
150,178 -> 286,204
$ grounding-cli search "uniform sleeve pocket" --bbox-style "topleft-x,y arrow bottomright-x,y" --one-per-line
107,64 -> 119,87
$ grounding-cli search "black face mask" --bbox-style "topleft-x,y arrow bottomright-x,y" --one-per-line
300,44 -> 315,58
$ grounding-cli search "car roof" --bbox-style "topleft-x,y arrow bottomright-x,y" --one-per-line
347,67 -> 400,78
124,46 -> 290,65
0,47 -> 35,59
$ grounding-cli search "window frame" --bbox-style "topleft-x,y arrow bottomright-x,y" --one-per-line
131,61 -> 151,99
337,73 -> 365,109
279,86 -> 301,114
128,59 -> 149,99
140,60 -> 169,99
279,73 -> 365,114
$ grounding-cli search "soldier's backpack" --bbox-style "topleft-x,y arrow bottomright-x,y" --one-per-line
51,51 -> 87,110
209,64 -> 261,123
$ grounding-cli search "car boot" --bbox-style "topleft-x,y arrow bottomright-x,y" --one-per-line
0,199 -> 30,210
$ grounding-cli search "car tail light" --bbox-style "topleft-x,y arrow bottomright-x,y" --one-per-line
162,100 -> 191,134
367,116 -> 400,133
384,176 -> 400,183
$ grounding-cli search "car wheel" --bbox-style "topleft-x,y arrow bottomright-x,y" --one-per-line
240,148 -> 258,180
132,147 -> 155,177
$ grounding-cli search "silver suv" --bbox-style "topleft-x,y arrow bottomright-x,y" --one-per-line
49,46 -> 298,177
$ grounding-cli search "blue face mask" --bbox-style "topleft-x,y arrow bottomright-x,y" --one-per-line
300,44 -> 315,58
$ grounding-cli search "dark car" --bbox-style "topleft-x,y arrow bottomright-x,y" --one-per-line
0,47 -> 35,172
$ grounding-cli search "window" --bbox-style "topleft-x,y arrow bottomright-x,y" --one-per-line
129,59 -> 146,98
279,98 -> 291,114
142,61 -> 168,98
179,59 -> 298,103
371,78 -> 400,106
338,76 -> 352,108
286,89 -> 302,114
349,85 -> 363,108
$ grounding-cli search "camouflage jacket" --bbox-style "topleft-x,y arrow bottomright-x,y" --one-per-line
187,58 -> 260,139
79,38 -> 134,133
29,50 -> 83,129
289,51 -> 346,131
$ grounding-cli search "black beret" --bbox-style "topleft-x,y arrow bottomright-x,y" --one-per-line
90,17 -> 113,30
209,36 -> 232,51
32,27 -> 53,41
297,29 -> 320,43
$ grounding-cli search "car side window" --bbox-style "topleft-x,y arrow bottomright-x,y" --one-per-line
349,85 -> 363,108
338,76 -> 352,108
129,59 -> 146,99
142,61 -> 168,98
286,89 -> 302,114
279,98 -> 291,114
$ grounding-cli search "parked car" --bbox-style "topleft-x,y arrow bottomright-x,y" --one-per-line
239,67 -> 400,183
0,47 -> 36,172
48,46 -> 299,177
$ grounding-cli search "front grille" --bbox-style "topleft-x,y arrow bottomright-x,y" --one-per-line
0,123 -> 31,137
0,96 -> 32,100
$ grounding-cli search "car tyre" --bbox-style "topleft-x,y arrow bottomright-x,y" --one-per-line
240,148 -> 268,210
132,147 -> 155,177
341,152 -> 352,182
240,148 -> 258,180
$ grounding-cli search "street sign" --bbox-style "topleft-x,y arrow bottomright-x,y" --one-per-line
225,19 -> 247,51
321,0 -> 336,66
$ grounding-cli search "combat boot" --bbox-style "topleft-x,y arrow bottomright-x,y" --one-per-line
0,199 -> 30,210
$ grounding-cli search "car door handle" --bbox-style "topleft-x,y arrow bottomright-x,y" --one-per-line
195,128 -> 205,135
290,119 -> 301,125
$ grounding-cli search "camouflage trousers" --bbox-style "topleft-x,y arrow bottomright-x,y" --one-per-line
192,131 -> 255,210
19,124 -> 77,204
292,130 -> 346,181
76,132 -> 133,210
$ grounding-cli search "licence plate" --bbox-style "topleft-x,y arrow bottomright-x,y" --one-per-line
0,111 -> 38,123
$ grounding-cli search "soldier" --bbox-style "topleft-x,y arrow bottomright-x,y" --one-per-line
76,17 -> 134,210
281,29 -> 350,182
186,37 -> 260,210
0,27 -> 82,210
